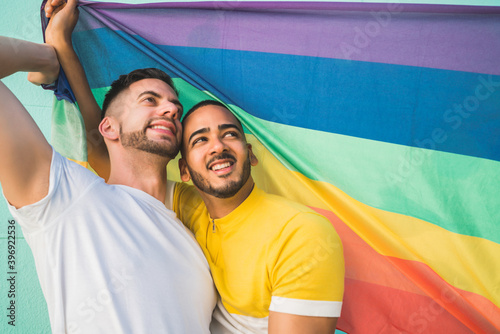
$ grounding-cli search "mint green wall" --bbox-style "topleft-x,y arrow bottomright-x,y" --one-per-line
92,0 -> 500,5
0,1 -> 53,333
0,1 -> 498,333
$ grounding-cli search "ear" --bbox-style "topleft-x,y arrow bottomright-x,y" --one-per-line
99,117 -> 119,141
178,158 -> 191,182
247,144 -> 258,166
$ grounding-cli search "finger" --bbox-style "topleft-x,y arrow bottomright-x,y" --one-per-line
45,4 -> 53,18
51,0 -> 66,6
66,0 -> 79,11
45,0 -> 65,18
27,73 -> 43,86
52,5 -> 64,17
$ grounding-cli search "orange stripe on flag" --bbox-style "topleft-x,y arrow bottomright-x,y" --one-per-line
311,206 -> 500,333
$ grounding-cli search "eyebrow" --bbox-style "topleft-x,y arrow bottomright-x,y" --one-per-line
188,127 -> 210,144
219,123 -> 242,133
138,90 -> 161,99
187,123 -> 242,144
137,90 -> 184,115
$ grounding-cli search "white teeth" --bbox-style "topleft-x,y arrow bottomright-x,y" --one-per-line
151,125 -> 169,130
212,162 -> 231,171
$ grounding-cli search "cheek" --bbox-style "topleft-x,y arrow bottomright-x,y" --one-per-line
187,149 -> 207,170
122,116 -> 142,131
233,143 -> 249,158
176,121 -> 183,141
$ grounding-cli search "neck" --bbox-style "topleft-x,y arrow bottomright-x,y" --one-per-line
199,177 -> 255,219
107,149 -> 170,203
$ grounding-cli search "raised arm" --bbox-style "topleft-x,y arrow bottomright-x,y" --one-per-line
42,0 -> 111,179
0,37 -> 54,208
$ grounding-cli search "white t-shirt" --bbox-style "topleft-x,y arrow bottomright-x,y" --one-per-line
6,150 -> 216,334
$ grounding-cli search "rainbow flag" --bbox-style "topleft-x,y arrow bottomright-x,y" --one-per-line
45,1 -> 500,333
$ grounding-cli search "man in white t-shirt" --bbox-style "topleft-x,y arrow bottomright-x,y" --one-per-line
37,2 -> 345,333
0,32 -> 217,334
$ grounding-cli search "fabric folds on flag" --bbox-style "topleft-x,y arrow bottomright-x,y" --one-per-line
44,1 -> 500,333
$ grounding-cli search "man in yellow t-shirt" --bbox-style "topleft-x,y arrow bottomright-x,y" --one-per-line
173,100 -> 345,334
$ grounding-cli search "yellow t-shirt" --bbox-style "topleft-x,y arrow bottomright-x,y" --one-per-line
173,183 -> 344,332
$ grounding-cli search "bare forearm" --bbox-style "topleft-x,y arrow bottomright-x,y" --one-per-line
0,37 -> 52,207
41,0 -> 110,178
55,43 -> 102,139
0,37 -> 58,79
52,42 -> 110,178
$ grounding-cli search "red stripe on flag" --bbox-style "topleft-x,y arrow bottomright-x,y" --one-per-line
310,206 -> 500,333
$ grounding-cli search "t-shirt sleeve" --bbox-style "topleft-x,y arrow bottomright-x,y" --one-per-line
268,212 -> 345,317
5,149 -> 99,234
172,182 -> 204,231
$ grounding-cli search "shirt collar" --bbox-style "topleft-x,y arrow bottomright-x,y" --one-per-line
208,185 -> 264,228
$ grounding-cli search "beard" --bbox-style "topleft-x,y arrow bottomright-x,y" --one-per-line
120,121 -> 179,159
188,152 -> 252,199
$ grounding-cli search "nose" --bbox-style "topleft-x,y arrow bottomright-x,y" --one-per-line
210,136 -> 228,155
156,100 -> 180,120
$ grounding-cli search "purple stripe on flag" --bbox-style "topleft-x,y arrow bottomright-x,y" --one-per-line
79,1 -> 500,14
75,3 -> 500,75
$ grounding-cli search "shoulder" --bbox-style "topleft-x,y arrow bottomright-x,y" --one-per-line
56,152 -> 103,189
173,182 -> 202,208
257,190 -> 342,259
266,193 -> 345,310
172,182 -> 205,229
259,189 -> 316,214
277,210 -> 341,253
174,181 -> 197,198
258,190 -> 333,232
7,150 -> 103,233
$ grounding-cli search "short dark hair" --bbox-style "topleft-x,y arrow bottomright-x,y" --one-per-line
180,100 -> 246,156
101,68 -> 178,119
182,100 -> 243,131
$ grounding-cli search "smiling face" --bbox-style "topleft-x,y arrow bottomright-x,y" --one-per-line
114,78 -> 184,159
179,105 -> 257,199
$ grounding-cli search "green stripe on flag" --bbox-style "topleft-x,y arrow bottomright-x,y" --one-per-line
234,108 -> 500,244
51,97 -> 87,162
